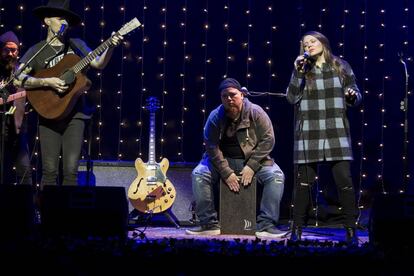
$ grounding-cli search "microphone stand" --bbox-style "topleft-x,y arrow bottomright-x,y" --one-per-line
0,86 -> 10,185
400,56 -> 410,190
0,32 -> 62,185
247,91 -> 286,97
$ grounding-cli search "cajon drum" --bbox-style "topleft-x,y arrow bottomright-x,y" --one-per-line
219,177 -> 256,235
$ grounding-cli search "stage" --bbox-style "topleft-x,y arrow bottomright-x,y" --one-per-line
128,224 -> 370,245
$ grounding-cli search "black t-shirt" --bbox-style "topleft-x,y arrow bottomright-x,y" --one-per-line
219,119 -> 245,159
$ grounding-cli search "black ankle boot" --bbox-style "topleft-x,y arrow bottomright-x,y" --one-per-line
345,227 -> 358,246
290,226 -> 302,241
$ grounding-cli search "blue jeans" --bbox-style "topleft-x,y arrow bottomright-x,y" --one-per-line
192,158 -> 285,231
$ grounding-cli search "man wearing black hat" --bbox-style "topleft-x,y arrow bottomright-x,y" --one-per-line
14,0 -> 123,187
186,78 -> 286,238
0,30 -> 32,185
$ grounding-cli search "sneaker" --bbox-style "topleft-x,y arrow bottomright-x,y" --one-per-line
185,224 -> 221,235
255,226 -> 287,239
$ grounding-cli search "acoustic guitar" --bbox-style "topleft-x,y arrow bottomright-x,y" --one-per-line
127,97 -> 176,214
26,17 -> 141,120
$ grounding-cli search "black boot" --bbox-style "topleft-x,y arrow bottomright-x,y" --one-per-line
345,227 -> 358,246
290,226 -> 302,241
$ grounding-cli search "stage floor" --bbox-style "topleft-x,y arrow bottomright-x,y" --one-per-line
127,225 -> 370,245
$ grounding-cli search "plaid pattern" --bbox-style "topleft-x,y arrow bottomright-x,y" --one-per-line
286,61 -> 361,164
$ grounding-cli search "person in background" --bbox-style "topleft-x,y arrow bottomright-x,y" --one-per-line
186,78 -> 286,238
286,31 -> 362,246
0,30 -> 31,185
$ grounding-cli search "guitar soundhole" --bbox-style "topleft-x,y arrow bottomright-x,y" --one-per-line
60,69 -> 76,85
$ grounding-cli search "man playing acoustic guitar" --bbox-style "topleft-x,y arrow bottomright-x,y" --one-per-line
14,0 -> 123,187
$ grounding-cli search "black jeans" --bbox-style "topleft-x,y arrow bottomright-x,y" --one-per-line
292,160 -> 357,228
1,112 -> 31,185
2,130 -> 32,185
39,118 -> 85,187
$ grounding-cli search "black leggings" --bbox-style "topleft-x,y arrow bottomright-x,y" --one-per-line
292,160 -> 357,228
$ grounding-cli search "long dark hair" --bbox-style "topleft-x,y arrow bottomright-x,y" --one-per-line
300,31 -> 349,81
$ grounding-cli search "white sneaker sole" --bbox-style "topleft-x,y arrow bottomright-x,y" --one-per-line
255,231 -> 287,239
185,229 -> 221,235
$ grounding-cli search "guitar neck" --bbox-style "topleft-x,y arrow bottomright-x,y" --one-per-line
70,17 -> 141,74
0,90 -> 26,105
148,111 -> 157,165
71,37 -> 114,74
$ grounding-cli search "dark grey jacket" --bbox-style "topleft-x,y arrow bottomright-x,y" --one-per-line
200,98 -> 275,180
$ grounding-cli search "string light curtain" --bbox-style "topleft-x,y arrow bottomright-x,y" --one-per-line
356,0 -> 369,224
0,0 -> 412,222
178,0 -> 188,162
95,1 -> 106,159
136,1 -> 147,159
159,1 -> 168,161
400,0 -> 411,192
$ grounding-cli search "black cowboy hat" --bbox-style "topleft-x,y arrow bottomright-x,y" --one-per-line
33,0 -> 81,26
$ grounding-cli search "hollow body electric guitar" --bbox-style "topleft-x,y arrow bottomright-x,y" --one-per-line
128,97 -> 176,214
26,17 -> 141,120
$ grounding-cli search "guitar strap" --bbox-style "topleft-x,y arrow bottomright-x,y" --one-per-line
68,39 -> 90,58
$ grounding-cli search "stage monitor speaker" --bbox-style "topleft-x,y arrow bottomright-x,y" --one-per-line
0,184 -> 35,239
369,194 -> 414,248
41,185 -> 128,239
78,161 -> 196,226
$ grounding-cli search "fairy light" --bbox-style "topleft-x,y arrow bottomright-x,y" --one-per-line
177,0 -> 188,162
199,0 -> 209,148
224,0 -> 230,78
158,0 -> 168,161
245,1 -> 252,83
378,6 -> 387,194
136,1 -> 147,158
340,2 -> 349,58
356,0 -> 368,226
318,4 -> 327,31
80,0 -> 89,161
116,0 -> 127,160
265,1 -> 276,112
94,1 -> 106,158
400,0 -> 410,192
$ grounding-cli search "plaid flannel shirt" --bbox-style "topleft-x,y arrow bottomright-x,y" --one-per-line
286,60 -> 361,164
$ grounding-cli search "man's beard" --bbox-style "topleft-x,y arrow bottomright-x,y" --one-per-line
225,105 -> 241,120
0,57 -> 16,79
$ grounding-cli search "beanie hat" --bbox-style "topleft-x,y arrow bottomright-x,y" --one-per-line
0,31 -> 19,46
218,78 -> 241,92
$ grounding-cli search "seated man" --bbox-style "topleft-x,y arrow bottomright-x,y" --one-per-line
186,78 -> 286,238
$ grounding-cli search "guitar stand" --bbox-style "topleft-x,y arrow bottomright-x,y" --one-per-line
129,209 -> 180,229
162,210 -> 180,229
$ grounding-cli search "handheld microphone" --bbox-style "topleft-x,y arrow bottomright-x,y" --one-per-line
58,24 -> 67,36
297,51 -> 311,72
